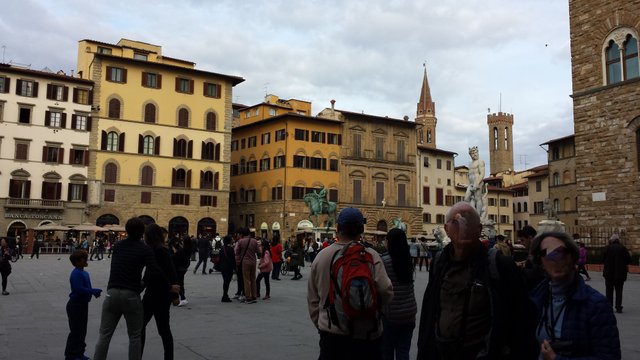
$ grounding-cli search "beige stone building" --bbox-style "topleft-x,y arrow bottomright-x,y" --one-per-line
541,135 -> 578,228
318,106 -> 422,238
569,0 -> 640,250
418,146 -> 459,237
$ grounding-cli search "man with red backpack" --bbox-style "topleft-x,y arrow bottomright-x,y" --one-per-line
307,207 -> 393,360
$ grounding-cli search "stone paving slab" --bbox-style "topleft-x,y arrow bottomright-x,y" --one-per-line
0,256 -> 638,359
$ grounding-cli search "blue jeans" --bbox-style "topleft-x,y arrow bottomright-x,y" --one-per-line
382,319 -> 415,360
93,288 -> 144,360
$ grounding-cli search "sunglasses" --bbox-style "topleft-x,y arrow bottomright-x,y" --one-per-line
540,245 -> 569,261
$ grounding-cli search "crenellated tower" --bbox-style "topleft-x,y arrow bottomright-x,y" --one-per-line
415,67 -> 437,148
487,112 -> 514,175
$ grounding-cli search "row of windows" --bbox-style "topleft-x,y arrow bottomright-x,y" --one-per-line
103,163 -> 220,190
492,127 -> 509,151
351,133 -> 409,163
105,66 -> 223,98
106,98 -> 218,130
551,171 -> 574,186
230,155 -> 339,176
9,141 -> 89,165
422,213 -> 446,224
231,130 -> 341,151
99,131 -> 221,160
5,105 -> 91,131
352,179 -> 407,206
229,186 -> 338,203
0,77 -> 92,105
102,188 -> 217,207
423,157 -> 452,170
421,187 -> 464,206
9,179 -> 87,202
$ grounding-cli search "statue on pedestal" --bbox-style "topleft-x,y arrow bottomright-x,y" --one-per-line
464,146 -> 489,224
303,186 -> 337,227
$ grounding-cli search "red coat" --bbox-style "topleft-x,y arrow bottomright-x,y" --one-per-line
271,243 -> 283,263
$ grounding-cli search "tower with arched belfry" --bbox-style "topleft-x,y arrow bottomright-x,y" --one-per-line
487,112 -> 514,175
415,67 -> 437,148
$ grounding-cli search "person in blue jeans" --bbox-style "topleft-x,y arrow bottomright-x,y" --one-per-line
65,249 -> 102,360
93,217 -> 175,360
381,228 -> 417,360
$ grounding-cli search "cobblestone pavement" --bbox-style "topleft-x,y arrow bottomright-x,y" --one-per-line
0,256 -> 638,359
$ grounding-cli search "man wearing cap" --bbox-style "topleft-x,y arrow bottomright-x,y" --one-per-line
602,234 -> 631,313
307,207 -> 393,360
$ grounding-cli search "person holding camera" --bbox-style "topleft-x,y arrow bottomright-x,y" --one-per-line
530,232 -> 620,360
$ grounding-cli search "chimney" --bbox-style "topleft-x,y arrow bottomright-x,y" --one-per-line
330,99 -> 336,110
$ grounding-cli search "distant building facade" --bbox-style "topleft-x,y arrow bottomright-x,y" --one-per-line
541,135 -> 578,228
487,111 -> 514,175
0,64 -> 93,239
76,38 -> 243,236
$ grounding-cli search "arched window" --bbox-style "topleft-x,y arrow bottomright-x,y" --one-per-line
201,170 -> 214,189
553,172 -> 560,186
553,199 -> 560,213
563,170 -> 571,184
141,165 -> 154,186
104,163 -> 118,184
106,132 -> 119,151
564,197 -> 572,211
174,169 -> 186,187
504,127 -> 509,150
215,143 -> 221,161
178,108 -> 189,127
606,40 -> 622,84
202,142 -> 215,160
108,98 -> 121,119
517,202 -> 521,213
143,136 -> 154,155
144,103 -> 156,123
206,112 -> 216,131
426,129 -> 432,143
174,139 -> 187,157
493,127 -> 499,150
624,35 -> 639,80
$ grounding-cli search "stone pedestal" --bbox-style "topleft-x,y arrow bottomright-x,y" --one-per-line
537,219 -> 566,234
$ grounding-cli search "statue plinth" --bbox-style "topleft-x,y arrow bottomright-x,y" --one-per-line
537,219 -> 565,234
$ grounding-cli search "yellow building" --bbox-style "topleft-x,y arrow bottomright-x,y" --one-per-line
76,38 -> 244,236
229,95 -> 342,240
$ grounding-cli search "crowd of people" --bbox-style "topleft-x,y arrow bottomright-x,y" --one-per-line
0,202 -> 634,360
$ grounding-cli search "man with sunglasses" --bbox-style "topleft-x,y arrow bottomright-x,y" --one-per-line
530,232 -> 620,360
417,202 -> 538,360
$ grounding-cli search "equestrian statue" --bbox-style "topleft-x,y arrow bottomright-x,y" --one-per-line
303,186 -> 337,228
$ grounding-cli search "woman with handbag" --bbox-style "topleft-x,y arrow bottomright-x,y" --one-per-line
219,235 -> 236,302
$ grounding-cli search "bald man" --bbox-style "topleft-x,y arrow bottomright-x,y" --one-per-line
416,202 -> 538,360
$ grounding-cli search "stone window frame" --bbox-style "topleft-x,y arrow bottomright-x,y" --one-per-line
602,27 -> 640,85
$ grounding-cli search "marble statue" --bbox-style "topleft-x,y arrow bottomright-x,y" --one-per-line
464,146 -> 489,223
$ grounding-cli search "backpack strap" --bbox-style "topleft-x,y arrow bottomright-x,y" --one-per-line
323,242 -> 352,329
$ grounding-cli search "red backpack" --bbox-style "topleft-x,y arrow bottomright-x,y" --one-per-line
323,242 -> 380,339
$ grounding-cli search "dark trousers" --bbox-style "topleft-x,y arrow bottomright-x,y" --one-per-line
141,295 -> 173,360
30,246 -> 40,259
256,271 -> 270,297
222,271 -> 233,298
605,279 -> 625,311
292,265 -> 301,278
176,270 -> 186,300
319,331 -> 382,360
194,253 -> 208,273
577,263 -> 590,279
1,271 -> 8,292
382,320 -> 414,360
235,265 -> 244,295
65,300 -> 88,360
271,262 -> 282,279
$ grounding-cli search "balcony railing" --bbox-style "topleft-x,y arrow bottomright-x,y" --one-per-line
5,198 -> 64,209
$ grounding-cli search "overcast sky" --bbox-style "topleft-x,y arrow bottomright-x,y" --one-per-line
2,0 -> 573,172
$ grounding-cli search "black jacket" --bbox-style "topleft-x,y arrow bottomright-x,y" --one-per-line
144,245 -> 178,300
218,245 -> 236,274
417,243 -> 538,360
603,242 -> 631,283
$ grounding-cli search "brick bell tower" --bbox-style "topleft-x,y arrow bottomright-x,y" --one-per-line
487,111 -> 514,175
416,66 -> 437,148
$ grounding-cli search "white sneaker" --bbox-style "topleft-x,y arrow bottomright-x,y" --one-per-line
178,299 -> 188,307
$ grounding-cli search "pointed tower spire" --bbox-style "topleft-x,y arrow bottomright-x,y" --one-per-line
416,65 -> 437,148
417,65 -> 435,116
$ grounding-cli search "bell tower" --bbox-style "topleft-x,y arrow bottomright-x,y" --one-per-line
416,66 -> 437,148
487,111 -> 514,175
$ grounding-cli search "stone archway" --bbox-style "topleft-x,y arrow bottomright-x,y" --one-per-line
138,215 -> 156,226
96,214 -> 120,227
168,216 -> 189,238
197,217 -> 216,237
7,221 -> 27,238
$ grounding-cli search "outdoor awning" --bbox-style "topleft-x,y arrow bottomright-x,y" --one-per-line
72,223 -> 107,232
32,224 -> 71,231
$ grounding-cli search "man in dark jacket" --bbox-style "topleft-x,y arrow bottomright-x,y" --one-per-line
603,234 -> 631,313
417,202 -> 538,360
193,234 -> 212,275
93,217 -> 175,360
